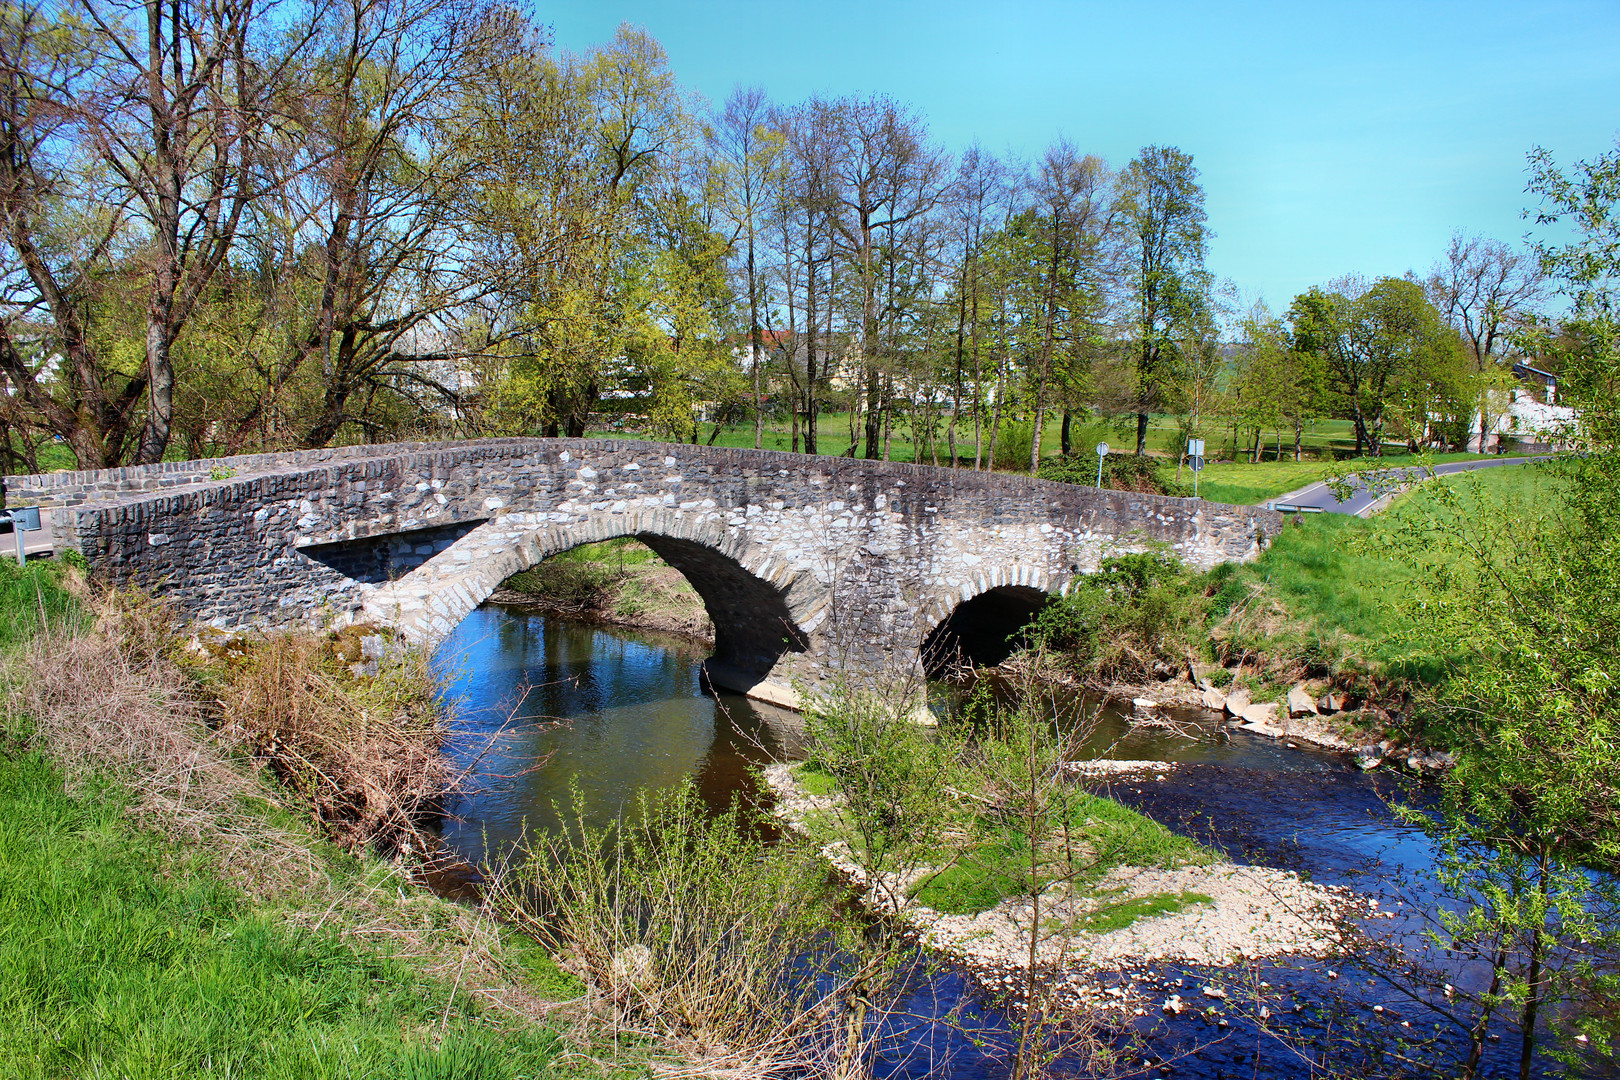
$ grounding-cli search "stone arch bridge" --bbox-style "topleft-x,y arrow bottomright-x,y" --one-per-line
5,438 -> 1282,709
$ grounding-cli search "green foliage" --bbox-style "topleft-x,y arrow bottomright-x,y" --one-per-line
1030,551 -> 1199,680
991,419 -> 1035,470
802,690 -> 964,909
1038,453 -> 1191,496
0,752 -> 560,1080
505,780 -> 856,1049
910,786 -> 1210,916
504,554 -> 621,612
0,555 -> 85,648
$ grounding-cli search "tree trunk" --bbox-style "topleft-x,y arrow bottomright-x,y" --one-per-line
1462,944 -> 1508,1079
1518,854 -> 1552,1080
1060,410 -> 1072,457
748,228 -> 763,451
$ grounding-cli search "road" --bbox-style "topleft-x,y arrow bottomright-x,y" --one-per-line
0,507 -> 57,562
1263,456 -> 1540,516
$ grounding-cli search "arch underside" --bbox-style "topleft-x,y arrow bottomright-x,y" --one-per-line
353,511 -> 819,701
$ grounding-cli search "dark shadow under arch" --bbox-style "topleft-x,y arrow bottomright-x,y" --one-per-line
921,585 -> 1053,679
494,531 -> 809,686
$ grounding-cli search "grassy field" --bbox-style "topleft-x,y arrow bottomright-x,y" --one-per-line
591,414 -> 1506,506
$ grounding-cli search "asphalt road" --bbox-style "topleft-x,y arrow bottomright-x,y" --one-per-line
1264,456 -> 1540,516
0,507 -> 56,561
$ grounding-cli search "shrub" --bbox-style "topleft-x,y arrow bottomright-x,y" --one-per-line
1029,552 -> 1199,681
504,557 -> 619,614
987,419 -> 1032,470
1038,453 -> 1191,497
495,781 -> 877,1072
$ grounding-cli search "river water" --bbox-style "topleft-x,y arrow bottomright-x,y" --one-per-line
432,604 -> 1601,1079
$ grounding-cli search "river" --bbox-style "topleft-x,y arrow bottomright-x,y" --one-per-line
432,603 -> 1603,1079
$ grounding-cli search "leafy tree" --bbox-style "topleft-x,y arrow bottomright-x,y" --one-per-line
1290,276 -> 1455,457
1116,145 -> 1210,456
1379,141 -> 1620,1079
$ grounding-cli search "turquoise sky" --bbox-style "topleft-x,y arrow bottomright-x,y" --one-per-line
542,0 -> 1619,312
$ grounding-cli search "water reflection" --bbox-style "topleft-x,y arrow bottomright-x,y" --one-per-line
431,603 -> 801,869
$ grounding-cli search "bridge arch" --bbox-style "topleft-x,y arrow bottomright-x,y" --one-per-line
917,564 -> 1066,678
358,507 -> 824,704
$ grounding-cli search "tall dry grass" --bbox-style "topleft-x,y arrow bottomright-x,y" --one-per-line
214,630 -> 447,855
4,587 -> 316,889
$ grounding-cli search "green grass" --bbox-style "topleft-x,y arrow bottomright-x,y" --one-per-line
0,751 -> 562,1079
1213,461 -> 1563,678
791,764 -> 838,797
1174,451 -> 1503,505
0,555 -> 84,648
1069,890 -> 1214,934
910,789 -> 1213,917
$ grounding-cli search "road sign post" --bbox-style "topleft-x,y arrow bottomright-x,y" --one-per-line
1187,438 -> 1206,498
3,506 -> 41,566
1095,442 -> 1109,488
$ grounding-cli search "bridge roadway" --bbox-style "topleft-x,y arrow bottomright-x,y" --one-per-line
3,438 -> 1283,709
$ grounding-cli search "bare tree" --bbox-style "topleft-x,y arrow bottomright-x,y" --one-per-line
0,0 -> 299,465
1424,234 -> 1546,452
823,95 -> 947,460
708,86 -> 782,450
942,144 -> 1006,468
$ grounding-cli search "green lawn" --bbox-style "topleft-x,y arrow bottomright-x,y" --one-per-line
0,752 -> 562,1080
590,414 -> 1513,507
1180,451 -> 1503,505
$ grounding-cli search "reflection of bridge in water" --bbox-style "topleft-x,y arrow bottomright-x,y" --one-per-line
6,438 -> 1281,707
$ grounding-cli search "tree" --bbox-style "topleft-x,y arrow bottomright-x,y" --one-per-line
823,95 -> 946,461
1423,234 -> 1545,451
942,143 -> 1007,469
708,86 -> 782,450
1376,141 -> 1620,1079
1116,146 -> 1209,456
265,0 -> 516,449
0,0 -> 292,466
1290,276 -> 1454,457
1018,143 -> 1111,474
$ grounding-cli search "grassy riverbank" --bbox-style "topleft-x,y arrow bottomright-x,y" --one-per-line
499,538 -> 711,641
998,460 -> 1565,759
0,751 -> 566,1079
0,562 -> 593,1079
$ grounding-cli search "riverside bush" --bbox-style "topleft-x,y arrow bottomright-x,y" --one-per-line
496,780 -> 887,1072
1030,552 -> 1200,681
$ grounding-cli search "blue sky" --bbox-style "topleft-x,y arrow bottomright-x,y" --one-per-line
541,0 -> 1619,312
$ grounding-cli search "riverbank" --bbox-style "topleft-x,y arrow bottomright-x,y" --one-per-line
494,538 -> 714,644
763,757 -> 1363,1013
0,561 -> 634,1078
